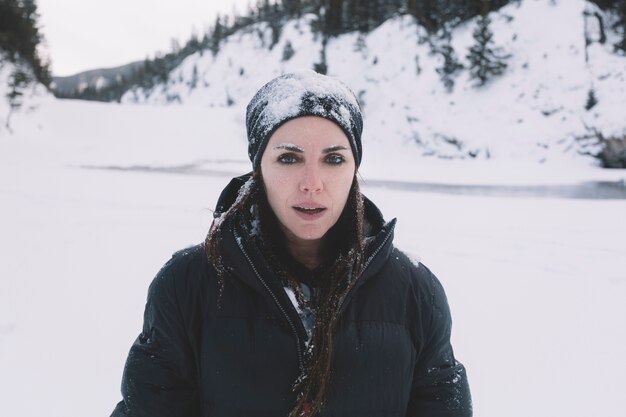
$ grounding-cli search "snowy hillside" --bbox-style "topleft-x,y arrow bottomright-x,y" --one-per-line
120,0 -> 626,166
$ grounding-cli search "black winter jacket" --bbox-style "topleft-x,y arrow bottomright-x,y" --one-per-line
111,177 -> 472,417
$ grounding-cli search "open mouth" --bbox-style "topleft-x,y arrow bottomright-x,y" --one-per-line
294,206 -> 326,214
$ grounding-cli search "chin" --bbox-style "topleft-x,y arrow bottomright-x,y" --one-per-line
291,224 -> 329,241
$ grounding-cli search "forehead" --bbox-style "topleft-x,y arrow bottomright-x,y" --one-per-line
266,116 -> 350,149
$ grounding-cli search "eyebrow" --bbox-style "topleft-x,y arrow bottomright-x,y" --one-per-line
273,144 -> 304,153
271,144 -> 349,153
322,145 -> 349,153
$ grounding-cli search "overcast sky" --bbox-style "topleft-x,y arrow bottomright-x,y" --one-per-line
37,0 -> 252,76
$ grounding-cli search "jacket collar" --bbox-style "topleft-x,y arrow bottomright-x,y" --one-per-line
213,174 -> 397,301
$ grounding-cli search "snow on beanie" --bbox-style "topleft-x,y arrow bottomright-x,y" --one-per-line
246,70 -> 363,170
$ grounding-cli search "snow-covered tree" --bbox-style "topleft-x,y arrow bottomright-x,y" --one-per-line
615,0 -> 626,54
282,40 -> 295,61
353,33 -> 367,56
5,68 -> 31,131
314,36 -> 329,75
585,88 -> 598,110
189,64 -> 199,90
211,15 -> 224,56
0,0 -> 50,84
466,0 -> 509,86
432,26 -> 463,92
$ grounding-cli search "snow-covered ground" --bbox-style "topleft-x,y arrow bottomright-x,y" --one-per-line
1,95 -> 625,417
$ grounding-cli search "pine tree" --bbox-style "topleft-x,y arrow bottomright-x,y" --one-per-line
585,88 -> 598,110
324,0 -> 343,35
348,0 -> 370,32
283,0 -> 302,17
353,33 -> 367,55
1,0 -> 51,128
282,40 -> 296,61
267,2 -> 283,50
432,26 -> 463,92
466,0 -> 509,87
615,0 -> 626,54
190,64 -> 199,89
408,0 -> 439,33
0,0 -> 50,86
314,36 -> 329,74
211,15 -> 224,56
5,68 -> 31,131
257,0 -> 272,20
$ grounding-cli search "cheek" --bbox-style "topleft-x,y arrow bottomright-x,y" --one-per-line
265,169 -> 291,187
330,174 -> 355,210
263,172 -> 293,210
277,174 -> 290,186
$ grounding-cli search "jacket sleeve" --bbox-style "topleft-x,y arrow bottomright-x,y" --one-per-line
111,261 -> 199,417
406,267 -> 472,417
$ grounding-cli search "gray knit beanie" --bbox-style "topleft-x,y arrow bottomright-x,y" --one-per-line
245,71 -> 363,169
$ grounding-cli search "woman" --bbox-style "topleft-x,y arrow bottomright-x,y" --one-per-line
112,71 -> 472,417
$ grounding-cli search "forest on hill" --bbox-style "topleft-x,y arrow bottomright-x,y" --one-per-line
49,0 -> 626,103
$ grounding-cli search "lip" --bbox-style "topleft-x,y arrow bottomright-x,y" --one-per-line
292,203 -> 327,221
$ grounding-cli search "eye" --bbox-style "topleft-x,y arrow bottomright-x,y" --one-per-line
325,154 -> 345,165
277,153 -> 300,164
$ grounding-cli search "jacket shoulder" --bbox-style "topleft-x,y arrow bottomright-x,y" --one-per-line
155,244 -> 208,282
386,247 -> 439,293
384,248 -> 452,340
166,243 -> 206,271
147,243 -> 211,312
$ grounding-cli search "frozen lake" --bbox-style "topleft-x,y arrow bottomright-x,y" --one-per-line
364,179 -> 626,199
85,163 -> 626,200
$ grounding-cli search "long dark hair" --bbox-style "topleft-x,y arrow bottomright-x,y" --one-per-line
204,171 -> 366,416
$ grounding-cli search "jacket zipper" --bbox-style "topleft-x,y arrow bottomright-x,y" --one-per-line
337,222 -> 395,314
233,221 -> 394,372
234,229 -> 305,374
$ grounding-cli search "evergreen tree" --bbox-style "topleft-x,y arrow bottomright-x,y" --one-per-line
1,0 -> 51,128
190,64 -> 199,89
314,36 -> 328,74
282,40 -> 295,61
466,0 -> 509,86
211,15 -> 224,56
283,0 -> 302,17
432,26 -> 463,92
585,88 -> 598,110
589,0 -> 618,10
257,0 -> 272,20
267,2 -> 283,50
353,33 -> 367,55
186,32 -> 201,55
309,1 -> 325,37
0,0 -> 50,86
615,0 -> 626,54
408,0 -> 440,33
324,0 -> 343,36
351,0 -> 370,32
5,68 -> 31,131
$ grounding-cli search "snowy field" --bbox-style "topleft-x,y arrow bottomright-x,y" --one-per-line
1,99 -> 625,417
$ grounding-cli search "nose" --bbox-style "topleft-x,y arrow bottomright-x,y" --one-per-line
299,163 -> 323,193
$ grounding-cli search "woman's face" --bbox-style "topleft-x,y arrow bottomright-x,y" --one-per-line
260,116 -> 356,247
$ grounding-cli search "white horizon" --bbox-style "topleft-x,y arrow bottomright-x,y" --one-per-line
37,0 -> 252,76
